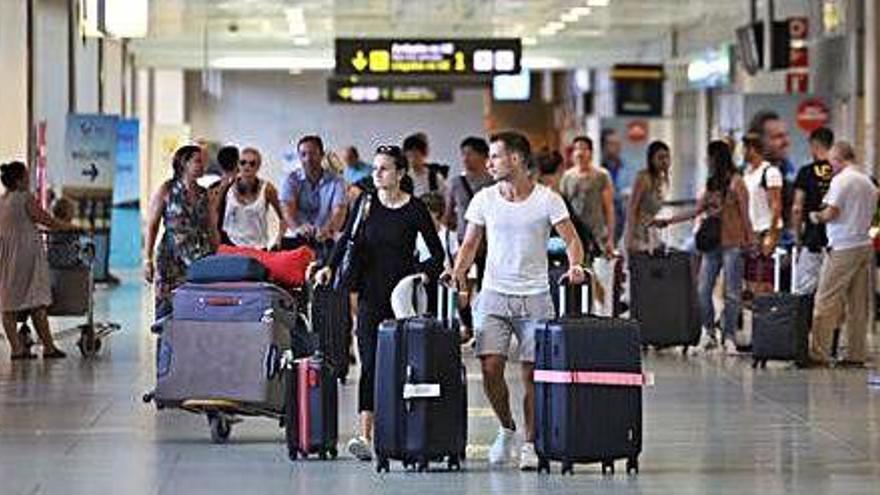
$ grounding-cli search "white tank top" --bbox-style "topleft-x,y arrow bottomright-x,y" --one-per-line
223,181 -> 270,248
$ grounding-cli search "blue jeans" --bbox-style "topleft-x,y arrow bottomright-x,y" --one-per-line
698,247 -> 744,341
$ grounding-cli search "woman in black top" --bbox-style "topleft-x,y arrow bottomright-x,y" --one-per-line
315,145 -> 444,461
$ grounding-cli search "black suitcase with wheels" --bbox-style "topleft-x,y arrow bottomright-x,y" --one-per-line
535,281 -> 647,476
310,285 -> 352,382
374,287 -> 466,472
752,249 -> 813,368
284,354 -> 339,461
629,250 -> 700,350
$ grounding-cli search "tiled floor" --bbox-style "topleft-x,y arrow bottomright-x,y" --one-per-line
1,272 -> 879,494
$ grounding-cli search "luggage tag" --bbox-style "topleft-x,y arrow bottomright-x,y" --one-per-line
403,383 -> 442,399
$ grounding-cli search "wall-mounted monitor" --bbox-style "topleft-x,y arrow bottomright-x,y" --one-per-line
492,70 -> 531,101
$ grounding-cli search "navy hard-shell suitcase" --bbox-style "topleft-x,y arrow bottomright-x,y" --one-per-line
752,249 -> 813,368
285,355 -> 339,461
186,254 -> 268,284
629,250 -> 701,350
535,281 -> 647,475
374,288 -> 466,472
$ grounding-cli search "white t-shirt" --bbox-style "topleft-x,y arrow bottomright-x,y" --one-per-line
743,161 -> 784,232
466,183 -> 570,295
823,166 -> 878,250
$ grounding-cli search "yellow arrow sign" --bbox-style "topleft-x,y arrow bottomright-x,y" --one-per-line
351,51 -> 368,72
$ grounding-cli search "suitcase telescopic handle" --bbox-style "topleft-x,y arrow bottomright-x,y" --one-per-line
558,270 -> 593,317
771,246 -> 798,293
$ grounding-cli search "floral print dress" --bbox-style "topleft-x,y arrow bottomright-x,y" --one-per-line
155,179 -> 214,311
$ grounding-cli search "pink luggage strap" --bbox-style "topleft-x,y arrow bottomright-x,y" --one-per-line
297,359 -> 311,453
533,369 -> 655,387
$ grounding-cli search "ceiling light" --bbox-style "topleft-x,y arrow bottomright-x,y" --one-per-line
561,12 -> 579,23
586,0 -> 611,7
521,56 -> 566,70
547,21 -> 565,31
538,26 -> 559,37
103,0 -> 149,38
211,56 -> 334,70
293,37 -> 311,46
572,7 -> 592,16
522,36 -> 538,46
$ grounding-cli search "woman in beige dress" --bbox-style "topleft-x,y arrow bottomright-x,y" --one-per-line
0,161 -> 71,360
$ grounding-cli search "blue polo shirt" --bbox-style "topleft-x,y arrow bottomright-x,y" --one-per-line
280,167 -> 346,230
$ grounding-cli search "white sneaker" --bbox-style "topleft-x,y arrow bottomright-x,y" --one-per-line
689,329 -> 718,356
347,436 -> 373,461
722,339 -> 740,356
488,426 -> 516,465
519,442 -> 539,471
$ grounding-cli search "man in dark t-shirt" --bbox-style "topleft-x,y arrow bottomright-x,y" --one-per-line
792,127 -> 834,294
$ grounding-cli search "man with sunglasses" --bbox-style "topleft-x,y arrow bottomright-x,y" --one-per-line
280,135 -> 347,259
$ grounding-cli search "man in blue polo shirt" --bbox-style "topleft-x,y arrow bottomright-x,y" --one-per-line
281,135 -> 347,258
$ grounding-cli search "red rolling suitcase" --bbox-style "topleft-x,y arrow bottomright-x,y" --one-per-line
284,354 -> 339,461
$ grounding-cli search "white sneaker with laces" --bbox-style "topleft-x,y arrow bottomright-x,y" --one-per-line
519,442 -> 539,471
722,339 -> 740,356
347,436 -> 373,461
488,426 -> 516,465
689,328 -> 718,356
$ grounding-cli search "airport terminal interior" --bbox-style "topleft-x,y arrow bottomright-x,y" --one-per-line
2,0 -> 880,493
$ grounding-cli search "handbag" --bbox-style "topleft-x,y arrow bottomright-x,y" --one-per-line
695,215 -> 721,252
333,193 -> 372,291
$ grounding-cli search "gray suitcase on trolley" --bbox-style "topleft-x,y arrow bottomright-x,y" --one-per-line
47,267 -> 90,316
154,318 -> 290,411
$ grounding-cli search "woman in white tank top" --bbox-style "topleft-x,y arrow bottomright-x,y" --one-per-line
222,148 -> 287,249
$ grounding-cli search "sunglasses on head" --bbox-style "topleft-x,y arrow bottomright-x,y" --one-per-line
239,159 -> 258,166
375,145 -> 402,156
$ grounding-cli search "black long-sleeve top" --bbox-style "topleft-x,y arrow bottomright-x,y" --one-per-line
330,192 -> 445,308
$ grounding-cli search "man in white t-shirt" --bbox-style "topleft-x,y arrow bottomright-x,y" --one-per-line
807,141 -> 878,367
445,131 -> 585,471
742,133 -> 784,293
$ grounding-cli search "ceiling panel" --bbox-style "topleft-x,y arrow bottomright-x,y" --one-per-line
130,0 -> 791,69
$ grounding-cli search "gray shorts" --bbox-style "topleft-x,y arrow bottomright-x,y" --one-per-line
473,289 -> 555,363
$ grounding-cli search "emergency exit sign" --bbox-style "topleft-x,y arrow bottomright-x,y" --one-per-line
335,38 -> 522,77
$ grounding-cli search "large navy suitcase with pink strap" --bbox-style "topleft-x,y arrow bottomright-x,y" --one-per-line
534,283 -> 648,476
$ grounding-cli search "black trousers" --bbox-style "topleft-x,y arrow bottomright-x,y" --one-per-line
355,299 -> 393,413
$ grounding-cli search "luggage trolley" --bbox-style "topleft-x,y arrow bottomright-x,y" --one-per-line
142,284 -> 318,446
17,231 -> 120,357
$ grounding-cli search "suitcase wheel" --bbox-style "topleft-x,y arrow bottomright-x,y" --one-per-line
601,460 -> 614,476
537,457 -> 551,474
561,461 -> 575,476
417,460 -> 429,473
626,457 -> 639,475
319,451 -> 328,461
376,456 -> 390,473
207,413 -> 232,444
77,325 -> 102,358
288,449 -> 298,462
329,447 -> 338,460
447,455 -> 462,472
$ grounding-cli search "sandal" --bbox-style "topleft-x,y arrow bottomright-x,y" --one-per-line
11,352 -> 37,361
42,349 -> 68,360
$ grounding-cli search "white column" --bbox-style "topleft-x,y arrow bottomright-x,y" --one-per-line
0,0 -> 29,163
865,0 -> 879,172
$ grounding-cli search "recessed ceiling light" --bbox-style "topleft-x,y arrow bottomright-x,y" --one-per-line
538,25 -> 559,37
572,7 -> 593,16
293,36 -> 311,46
586,0 -> 611,7
522,36 -> 538,46
547,21 -> 565,31
561,12 -> 579,23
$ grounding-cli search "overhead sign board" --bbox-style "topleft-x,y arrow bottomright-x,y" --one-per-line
612,65 -> 664,117
327,78 -> 453,104
335,38 -> 521,77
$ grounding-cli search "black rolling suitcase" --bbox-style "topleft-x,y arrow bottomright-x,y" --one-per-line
752,248 -> 813,368
310,284 -> 352,382
284,354 -> 339,461
629,249 -> 701,351
374,286 -> 467,473
535,278 -> 651,476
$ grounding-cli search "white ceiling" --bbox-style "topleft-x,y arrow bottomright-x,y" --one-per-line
129,0 -> 802,70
